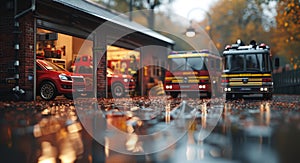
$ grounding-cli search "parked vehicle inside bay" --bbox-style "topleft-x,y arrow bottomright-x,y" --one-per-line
36,59 -> 85,100
71,55 -> 135,98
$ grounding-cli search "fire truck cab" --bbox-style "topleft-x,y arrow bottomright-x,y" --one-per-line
221,40 -> 275,100
164,50 -> 222,98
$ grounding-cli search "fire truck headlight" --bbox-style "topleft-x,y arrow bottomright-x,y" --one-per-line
123,78 -> 129,82
166,85 -> 172,89
199,85 -> 206,89
224,88 -> 231,92
260,87 -> 264,91
264,87 -> 268,91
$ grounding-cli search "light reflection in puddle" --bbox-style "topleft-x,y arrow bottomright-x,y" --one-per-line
201,103 -> 207,129
105,137 -> 110,157
265,102 -> 271,126
222,103 -> 232,134
165,103 -> 171,124
34,105 -> 84,163
125,116 -> 144,153
5,98 -> 298,163
38,141 -> 57,163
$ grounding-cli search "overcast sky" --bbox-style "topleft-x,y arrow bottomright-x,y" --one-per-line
170,0 -> 218,21
155,0 -> 218,26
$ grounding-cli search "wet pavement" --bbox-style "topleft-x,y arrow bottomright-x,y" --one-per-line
0,95 -> 300,163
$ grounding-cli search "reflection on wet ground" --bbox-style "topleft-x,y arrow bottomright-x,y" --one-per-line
0,95 -> 300,163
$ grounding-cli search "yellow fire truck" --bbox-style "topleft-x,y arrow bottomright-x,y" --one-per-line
221,40 -> 276,100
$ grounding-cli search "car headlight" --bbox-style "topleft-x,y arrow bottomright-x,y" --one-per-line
123,78 -> 129,82
59,74 -> 72,81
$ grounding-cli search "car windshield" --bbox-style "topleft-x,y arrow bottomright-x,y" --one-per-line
38,60 -> 66,71
224,53 -> 272,72
170,57 -> 206,71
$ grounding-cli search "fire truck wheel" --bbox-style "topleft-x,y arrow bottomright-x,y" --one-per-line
170,92 -> 179,98
207,92 -> 212,98
225,93 -> 233,100
40,81 -> 57,100
263,93 -> 272,100
112,82 -> 125,98
187,92 -> 200,98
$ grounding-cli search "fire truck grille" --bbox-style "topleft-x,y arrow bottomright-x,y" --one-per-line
72,76 -> 85,83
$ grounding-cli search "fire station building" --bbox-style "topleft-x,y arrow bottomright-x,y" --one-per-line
0,0 -> 174,100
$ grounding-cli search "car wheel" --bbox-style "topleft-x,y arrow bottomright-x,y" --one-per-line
112,83 -> 125,98
40,81 -> 57,100
64,94 -> 73,99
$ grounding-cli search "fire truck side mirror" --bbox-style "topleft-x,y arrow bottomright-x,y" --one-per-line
275,57 -> 280,69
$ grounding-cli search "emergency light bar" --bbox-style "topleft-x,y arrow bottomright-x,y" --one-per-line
170,50 -> 211,55
224,40 -> 269,51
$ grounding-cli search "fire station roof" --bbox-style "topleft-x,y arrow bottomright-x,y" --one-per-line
53,0 -> 174,45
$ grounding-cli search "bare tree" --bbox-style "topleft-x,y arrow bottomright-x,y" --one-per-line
91,0 -> 174,29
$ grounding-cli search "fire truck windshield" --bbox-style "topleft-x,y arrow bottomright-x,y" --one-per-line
170,57 -> 207,71
224,53 -> 271,72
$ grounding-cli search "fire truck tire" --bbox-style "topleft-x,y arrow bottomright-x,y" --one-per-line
207,92 -> 212,98
187,92 -> 200,98
225,93 -> 233,100
40,81 -> 57,101
170,92 -> 179,98
263,93 -> 272,100
112,82 -> 125,98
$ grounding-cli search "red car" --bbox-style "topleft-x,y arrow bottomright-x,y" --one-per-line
36,59 -> 85,100
71,55 -> 135,98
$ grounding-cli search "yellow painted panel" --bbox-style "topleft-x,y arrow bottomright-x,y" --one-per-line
222,73 -> 271,78
229,82 -> 262,86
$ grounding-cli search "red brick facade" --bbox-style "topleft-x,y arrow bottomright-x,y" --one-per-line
0,4 -> 34,100
0,0 -> 171,100
0,11 -> 108,100
0,9 -> 15,93
19,13 -> 34,94
97,54 -> 107,98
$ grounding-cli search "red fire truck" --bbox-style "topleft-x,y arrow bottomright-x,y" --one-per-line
72,55 -> 135,98
164,50 -> 222,98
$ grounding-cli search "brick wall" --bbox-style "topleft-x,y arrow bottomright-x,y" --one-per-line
18,13 -> 34,93
0,10 -> 34,100
97,53 -> 107,98
0,11 -> 15,92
